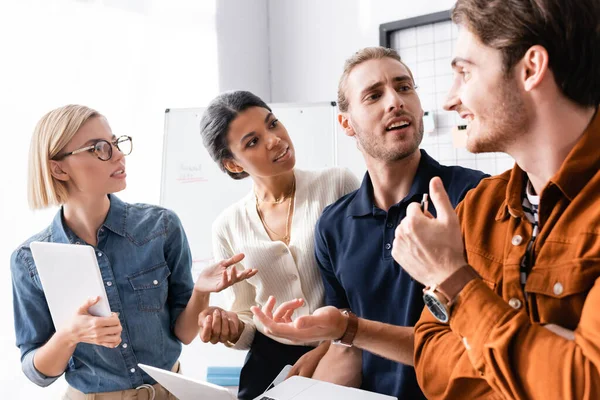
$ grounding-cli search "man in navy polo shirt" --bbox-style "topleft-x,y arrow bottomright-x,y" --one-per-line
252,47 -> 487,399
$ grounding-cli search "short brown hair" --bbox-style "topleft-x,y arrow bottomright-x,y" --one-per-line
28,105 -> 100,209
337,47 -> 414,112
453,0 -> 600,107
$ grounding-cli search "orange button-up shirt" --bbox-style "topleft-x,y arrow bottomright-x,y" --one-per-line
414,110 -> 600,400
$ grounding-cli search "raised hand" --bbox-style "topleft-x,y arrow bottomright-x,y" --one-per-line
392,177 -> 467,287
67,296 -> 122,348
251,296 -> 347,343
198,306 -> 244,345
194,253 -> 258,294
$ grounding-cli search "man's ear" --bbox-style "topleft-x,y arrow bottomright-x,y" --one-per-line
49,160 -> 70,182
520,45 -> 549,93
223,158 -> 244,174
338,113 -> 356,138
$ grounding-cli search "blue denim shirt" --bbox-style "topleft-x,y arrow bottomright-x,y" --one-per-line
11,195 -> 194,393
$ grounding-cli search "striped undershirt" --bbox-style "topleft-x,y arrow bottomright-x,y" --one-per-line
520,180 -> 540,299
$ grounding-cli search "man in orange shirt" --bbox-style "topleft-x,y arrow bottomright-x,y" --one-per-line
391,0 -> 600,398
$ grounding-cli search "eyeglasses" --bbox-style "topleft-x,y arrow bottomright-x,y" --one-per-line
54,135 -> 133,161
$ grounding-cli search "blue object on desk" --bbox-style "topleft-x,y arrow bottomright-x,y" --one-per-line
207,366 -> 242,386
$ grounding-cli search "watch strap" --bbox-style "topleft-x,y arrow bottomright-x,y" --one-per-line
436,265 -> 480,304
334,309 -> 358,346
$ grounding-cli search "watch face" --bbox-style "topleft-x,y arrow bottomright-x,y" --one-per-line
423,292 -> 449,323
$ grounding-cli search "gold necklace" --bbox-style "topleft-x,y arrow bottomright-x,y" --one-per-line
255,180 -> 295,204
255,179 -> 295,244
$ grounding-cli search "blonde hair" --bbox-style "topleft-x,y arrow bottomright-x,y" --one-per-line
337,47 -> 414,112
28,105 -> 100,209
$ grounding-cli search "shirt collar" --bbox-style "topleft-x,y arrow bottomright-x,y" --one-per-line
500,108 -> 600,220
49,194 -> 128,243
346,172 -> 375,217
550,108 -> 600,201
501,166 -> 526,220
49,210 -> 74,244
346,149 -> 440,217
102,194 -> 127,237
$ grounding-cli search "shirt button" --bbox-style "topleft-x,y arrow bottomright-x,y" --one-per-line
511,235 -> 523,246
153,280 -> 159,285
130,368 -> 136,373
508,298 -> 522,309
100,228 -> 104,233
553,282 -> 564,296
122,343 -> 128,349
386,222 -> 394,228
98,252 -> 103,257
385,243 -> 392,250
75,241 -> 81,245
290,275 -> 298,281
106,281 -> 112,287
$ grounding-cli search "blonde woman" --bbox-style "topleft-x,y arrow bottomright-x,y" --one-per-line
199,91 -> 360,399
11,105 -> 255,399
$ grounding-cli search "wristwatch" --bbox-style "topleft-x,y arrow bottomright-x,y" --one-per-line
332,309 -> 358,347
423,265 -> 480,323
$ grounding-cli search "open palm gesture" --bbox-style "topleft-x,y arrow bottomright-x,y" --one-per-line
251,296 -> 347,343
195,253 -> 258,294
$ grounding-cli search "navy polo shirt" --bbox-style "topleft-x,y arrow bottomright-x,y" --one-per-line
314,150 -> 487,399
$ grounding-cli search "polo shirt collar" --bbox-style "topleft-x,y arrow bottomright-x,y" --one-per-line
347,149 -> 440,217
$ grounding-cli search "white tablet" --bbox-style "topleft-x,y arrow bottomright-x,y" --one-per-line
138,363 -> 236,400
30,241 -> 111,330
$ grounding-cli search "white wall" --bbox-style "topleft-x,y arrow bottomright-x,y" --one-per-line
216,0 -> 272,101
267,0 -> 455,103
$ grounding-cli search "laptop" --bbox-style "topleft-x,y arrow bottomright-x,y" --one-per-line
255,376 -> 396,400
139,363 -> 395,400
138,363 -> 236,400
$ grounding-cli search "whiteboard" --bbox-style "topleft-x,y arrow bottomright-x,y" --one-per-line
160,103 -> 340,381
161,103 -> 339,272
